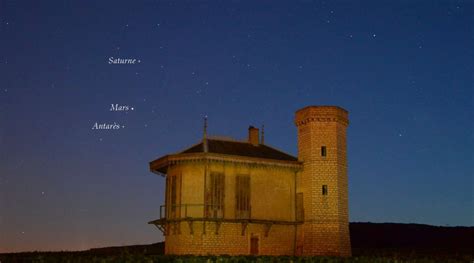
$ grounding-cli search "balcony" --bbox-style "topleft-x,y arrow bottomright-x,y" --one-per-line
159,204 -> 227,220
149,203 -> 301,236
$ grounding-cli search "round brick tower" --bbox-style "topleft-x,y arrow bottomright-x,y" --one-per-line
294,106 -> 351,257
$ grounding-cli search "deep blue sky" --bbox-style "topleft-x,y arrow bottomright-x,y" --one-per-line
0,0 -> 472,253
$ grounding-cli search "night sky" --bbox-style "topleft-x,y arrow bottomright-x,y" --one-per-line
1,0 -> 472,253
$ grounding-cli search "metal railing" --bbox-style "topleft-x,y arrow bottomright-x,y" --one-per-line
159,204 -> 228,219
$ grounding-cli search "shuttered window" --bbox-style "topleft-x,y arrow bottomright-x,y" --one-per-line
235,175 -> 250,218
296,192 -> 304,221
167,174 -> 181,218
208,172 -> 225,218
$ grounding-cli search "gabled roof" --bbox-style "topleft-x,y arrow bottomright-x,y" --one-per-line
180,139 -> 298,161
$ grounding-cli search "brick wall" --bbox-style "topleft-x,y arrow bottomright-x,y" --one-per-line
165,222 -> 295,255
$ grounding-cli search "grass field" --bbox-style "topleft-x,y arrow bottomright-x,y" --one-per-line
2,223 -> 472,262
1,250 -> 472,263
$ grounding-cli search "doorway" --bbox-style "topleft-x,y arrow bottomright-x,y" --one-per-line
250,235 -> 259,255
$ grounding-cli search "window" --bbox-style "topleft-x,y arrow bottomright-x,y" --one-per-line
167,174 -> 181,218
207,172 -> 225,218
321,146 -> 327,157
322,185 -> 328,195
296,193 -> 304,221
236,175 -> 250,219
170,175 -> 177,210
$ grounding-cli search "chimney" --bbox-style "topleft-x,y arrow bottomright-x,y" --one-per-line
248,126 -> 259,146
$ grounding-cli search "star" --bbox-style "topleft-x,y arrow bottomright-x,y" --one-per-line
122,125 -> 125,128
41,191 -> 45,195
99,138 -> 103,142
138,60 -> 141,63
398,133 -> 403,137
326,20 -> 330,23
4,89 -> 7,92
131,107 -> 134,110
144,124 -> 148,128
372,34 -> 376,38
157,23 -> 161,27
205,82 -> 209,85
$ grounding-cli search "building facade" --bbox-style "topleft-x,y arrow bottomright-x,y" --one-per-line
149,106 -> 351,256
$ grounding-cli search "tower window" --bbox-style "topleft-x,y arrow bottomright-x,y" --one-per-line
321,146 -> 327,157
322,185 -> 328,195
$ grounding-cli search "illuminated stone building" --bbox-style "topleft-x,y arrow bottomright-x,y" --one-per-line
149,106 -> 351,256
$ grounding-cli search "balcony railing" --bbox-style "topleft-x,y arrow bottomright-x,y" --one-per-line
159,204 -> 251,220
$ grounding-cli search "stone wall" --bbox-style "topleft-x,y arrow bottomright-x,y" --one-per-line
295,106 -> 351,257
